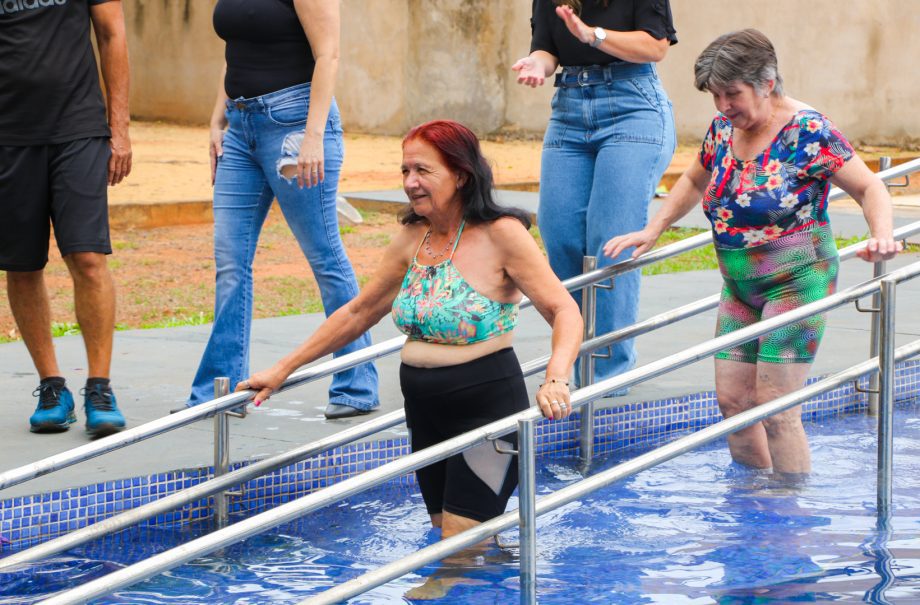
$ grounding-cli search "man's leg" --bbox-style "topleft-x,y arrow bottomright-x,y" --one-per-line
50,137 -> 123,436
6,270 -> 61,379
63,252 -> 115,379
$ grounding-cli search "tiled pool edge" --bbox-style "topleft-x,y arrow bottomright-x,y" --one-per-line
2,359 -> 918,551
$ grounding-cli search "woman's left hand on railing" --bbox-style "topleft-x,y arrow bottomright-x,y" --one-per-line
603,227 -> 661,261
235,365 -> 289,406
856,236 -> 903,263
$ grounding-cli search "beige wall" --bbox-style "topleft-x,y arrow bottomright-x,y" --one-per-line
124,0 -> 919,146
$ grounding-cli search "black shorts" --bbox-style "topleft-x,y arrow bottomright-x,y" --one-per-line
0,137 -> 112,271
400,347 -> 530,523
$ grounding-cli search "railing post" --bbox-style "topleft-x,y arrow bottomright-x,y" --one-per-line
867,157 -> 893,416
213,377 -> 231,528
579,256 -> 598,469
877,278 -> 896,520
518,418 -> 537,605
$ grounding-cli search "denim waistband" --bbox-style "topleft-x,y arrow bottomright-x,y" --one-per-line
226,82 -> 312,111
554,62 -> 655,87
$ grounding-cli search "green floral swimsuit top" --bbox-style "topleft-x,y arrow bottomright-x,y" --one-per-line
391,221 -> 519,345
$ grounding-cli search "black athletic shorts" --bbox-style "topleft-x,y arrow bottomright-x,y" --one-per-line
401,347 -> 530,523
0,137 -> 112,271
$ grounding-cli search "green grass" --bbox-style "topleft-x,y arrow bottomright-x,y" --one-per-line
139,312 -> 214,330
51,322 -> 82,337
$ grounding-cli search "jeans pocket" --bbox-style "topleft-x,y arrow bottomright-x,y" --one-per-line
627,77 -> 663,110
267,97 -> 308,126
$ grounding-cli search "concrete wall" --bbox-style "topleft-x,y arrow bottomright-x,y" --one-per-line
123,0 -> 919,146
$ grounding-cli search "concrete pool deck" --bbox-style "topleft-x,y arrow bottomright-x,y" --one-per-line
1,206 -> 920,500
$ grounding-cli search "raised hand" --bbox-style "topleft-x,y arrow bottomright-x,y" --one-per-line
555,4 -> 593,44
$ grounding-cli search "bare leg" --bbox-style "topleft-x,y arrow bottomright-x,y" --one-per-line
6,270 -> 61,379
757,362 -> 812,474
715,359 -> 772,469
63,252 -> 115,379
405,512 -> 490,600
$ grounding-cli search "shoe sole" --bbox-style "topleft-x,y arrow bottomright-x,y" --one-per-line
30,412 -> 77,433
85,423 -> 125,438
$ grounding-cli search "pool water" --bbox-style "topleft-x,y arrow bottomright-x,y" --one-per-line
2,404 -> 920,604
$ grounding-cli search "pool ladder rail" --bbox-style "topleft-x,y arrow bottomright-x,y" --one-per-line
0,158 -> 917,605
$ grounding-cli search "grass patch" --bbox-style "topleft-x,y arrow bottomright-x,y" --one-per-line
51,322 -> 81,337
140,312 -> 214,330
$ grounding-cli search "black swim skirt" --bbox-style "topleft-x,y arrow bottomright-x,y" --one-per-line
400,347 -> 529,523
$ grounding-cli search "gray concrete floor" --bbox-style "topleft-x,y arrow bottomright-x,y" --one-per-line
2,202 -> 919,499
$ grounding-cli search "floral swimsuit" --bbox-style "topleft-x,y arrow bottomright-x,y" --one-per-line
391,221 -> 519,345
699,109 -> 854,363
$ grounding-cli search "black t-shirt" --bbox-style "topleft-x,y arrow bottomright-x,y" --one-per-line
0,0 -> 112,146
530,0 -> 677,67
213,0 -> 315,99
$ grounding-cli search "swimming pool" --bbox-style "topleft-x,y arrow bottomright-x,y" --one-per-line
2,402 -> 918,604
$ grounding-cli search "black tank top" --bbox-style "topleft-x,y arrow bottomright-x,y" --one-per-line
213,0 -> 315,99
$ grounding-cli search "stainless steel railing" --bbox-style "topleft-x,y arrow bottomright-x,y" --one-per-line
38,260 -> 920,605
3,157 -> 916,493
7,219 -> 918,569
309,334 -> 920,605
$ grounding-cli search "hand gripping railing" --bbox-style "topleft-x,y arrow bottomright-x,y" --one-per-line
7,221 -> 918,569
36,260 -> 920,605
2,157 -> 916,493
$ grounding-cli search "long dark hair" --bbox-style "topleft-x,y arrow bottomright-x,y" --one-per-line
398,120 -> 531,229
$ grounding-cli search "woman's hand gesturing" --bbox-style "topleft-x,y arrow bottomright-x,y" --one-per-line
555,4 -> 593,44
512,56 -> 547,88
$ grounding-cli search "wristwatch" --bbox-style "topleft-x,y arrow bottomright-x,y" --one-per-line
589,26 -> 607,48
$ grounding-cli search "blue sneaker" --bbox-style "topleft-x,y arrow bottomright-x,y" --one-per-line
29,380 -> 76,433
83,383 -> 126,437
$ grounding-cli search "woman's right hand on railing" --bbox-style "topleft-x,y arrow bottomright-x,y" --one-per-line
235,364 -> 289,407
603,228 -> 661,261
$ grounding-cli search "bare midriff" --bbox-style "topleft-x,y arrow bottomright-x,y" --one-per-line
400,332 -> 514,369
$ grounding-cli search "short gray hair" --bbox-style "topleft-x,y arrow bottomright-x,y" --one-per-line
694,29 -> 784,97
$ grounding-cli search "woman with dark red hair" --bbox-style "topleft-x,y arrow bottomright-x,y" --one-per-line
240,119 -> 582,540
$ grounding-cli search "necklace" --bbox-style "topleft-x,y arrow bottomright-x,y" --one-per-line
423,222 -> 462,260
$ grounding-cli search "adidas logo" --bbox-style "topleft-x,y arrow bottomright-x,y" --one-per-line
0,0 -> 67,15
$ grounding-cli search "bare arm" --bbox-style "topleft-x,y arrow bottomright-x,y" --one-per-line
492,219 -> 583,420
604,160 -> 712,260
555,5 -> 670,63
208,63 -> 229,184
830,156 -> 902,262
292,0 -> 340,188
90,0 -> 131,185
239,224 -> 420,404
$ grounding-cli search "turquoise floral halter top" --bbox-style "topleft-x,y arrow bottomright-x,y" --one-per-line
391,221 -> 519,345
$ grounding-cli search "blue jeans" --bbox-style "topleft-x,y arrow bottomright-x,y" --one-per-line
539,63 -> 675,383
187,83 -> 379,410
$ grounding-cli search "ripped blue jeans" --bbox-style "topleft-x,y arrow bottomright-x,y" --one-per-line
187,82 -> 379,410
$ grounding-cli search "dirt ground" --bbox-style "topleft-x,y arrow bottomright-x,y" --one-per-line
0,121 -> 916,341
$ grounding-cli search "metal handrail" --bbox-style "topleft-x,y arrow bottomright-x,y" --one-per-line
3,158 -> 916,492
307,337 -> 920,605
40,260 -> 920,604
9,220 -> 919,568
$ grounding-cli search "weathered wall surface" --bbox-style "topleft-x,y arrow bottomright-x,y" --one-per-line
123,0 -> 918,145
